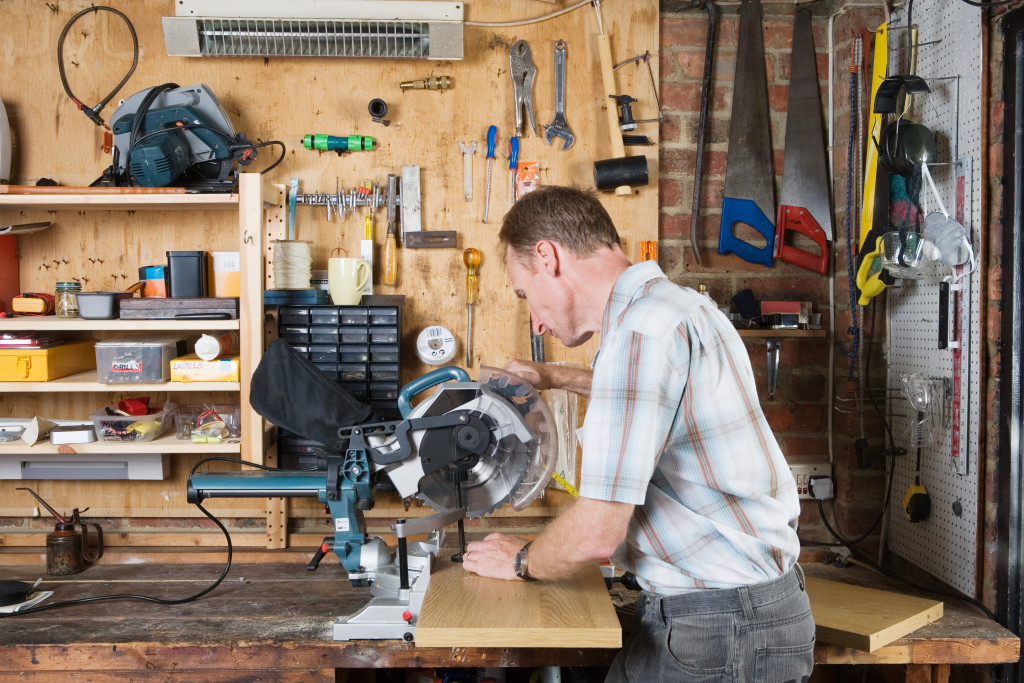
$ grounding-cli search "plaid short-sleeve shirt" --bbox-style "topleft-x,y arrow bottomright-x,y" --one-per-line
577,262 -> 801,594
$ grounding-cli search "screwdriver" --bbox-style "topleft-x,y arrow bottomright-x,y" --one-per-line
463,248 -> 481,367
483,125 -> 497,223
508,136 -> 520,206
383,174 -> 398,286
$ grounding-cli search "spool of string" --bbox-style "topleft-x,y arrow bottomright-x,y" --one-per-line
273,240 -> 313,290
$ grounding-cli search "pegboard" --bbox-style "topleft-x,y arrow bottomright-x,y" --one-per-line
883,0 -> 983,598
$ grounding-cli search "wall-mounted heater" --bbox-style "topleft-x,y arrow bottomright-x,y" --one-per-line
163,0 -> 464,60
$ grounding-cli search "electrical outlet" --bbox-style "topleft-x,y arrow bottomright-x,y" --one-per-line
791,463 -> 832,500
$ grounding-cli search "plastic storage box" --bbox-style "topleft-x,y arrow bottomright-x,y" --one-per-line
94,336 -> 186,384
176,404 -> 240,440
90,402 -> 176,443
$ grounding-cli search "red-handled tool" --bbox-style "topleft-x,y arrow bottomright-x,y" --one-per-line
774,9 -> 833,275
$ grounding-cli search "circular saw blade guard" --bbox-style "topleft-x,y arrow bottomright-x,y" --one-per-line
408,366 -> 558,517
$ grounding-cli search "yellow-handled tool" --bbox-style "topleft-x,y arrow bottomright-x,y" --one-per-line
463,248 -> 481,367
855,236 -> 888,306
856,23 -> 889,306
382,174 -> 398,286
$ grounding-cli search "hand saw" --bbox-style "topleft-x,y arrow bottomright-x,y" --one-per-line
718,0 -> 775,267
774,9 -> 833,275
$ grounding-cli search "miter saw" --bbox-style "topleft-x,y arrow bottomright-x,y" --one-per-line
93,83 -> 258,191
188,365 -> 557,642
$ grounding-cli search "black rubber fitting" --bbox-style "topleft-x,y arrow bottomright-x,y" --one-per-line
593,155 -> 649,191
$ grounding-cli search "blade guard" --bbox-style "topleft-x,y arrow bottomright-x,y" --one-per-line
718,197 -> 775,267
775,205 -> 829,275
398,366 -> 471,418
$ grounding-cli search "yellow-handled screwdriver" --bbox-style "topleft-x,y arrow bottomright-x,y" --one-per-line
382,174 -> 398,286
463,248 -> 481,367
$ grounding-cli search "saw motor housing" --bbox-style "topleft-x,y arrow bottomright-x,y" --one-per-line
101,83 -> 255,190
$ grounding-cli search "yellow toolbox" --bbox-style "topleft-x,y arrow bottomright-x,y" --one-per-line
0,340 -> 97,381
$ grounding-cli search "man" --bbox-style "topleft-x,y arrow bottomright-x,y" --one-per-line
461,186 -> 814,682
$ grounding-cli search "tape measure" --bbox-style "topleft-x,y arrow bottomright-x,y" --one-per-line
415,325 -> 457,365
551,471 -> 578,497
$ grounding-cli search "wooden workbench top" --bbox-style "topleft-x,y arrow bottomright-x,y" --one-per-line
0,559 -> 1017,679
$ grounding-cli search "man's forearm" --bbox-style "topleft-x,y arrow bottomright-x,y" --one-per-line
548,365 -> 594,397
523,497 -> 632,581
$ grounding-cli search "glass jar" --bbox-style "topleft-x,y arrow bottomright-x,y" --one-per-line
55,281 -> 81,319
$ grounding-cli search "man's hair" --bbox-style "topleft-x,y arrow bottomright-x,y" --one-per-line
499,185 -> 621,263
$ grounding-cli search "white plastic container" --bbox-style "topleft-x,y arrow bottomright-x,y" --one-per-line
94,336 -> 186,384
90,403 -> 176,443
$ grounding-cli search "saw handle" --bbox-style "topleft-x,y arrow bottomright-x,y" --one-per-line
855,236 -> 888,306
398,366 -> 471,418
718,197 -> 775,267
775,205 -> 828,275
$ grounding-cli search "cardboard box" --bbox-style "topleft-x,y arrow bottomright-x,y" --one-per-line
0,340 -> 96,381
210,251 -> 240,297
170,354 -> 240,383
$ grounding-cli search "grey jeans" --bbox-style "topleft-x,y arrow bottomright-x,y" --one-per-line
605,566 -> 815,682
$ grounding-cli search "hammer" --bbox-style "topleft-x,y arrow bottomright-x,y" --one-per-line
592,1 -> 649,195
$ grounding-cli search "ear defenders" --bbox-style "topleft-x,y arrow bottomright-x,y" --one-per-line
877,119 -> 938,177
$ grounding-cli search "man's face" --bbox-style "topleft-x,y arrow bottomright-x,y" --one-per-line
505,245 -> 593,348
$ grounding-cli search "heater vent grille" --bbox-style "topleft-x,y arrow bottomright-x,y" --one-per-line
197,18 -> 430,58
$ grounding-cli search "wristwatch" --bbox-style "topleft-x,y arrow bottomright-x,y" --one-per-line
514,541 -> 535,581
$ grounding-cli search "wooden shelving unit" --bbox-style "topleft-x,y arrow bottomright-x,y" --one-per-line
0,176 -> 270,538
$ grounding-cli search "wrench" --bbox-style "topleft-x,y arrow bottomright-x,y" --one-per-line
510,40 -> 538,137
544,40 -> 575,151
459,140 -> 476,202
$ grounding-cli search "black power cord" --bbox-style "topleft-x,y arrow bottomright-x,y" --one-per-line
0,457 -> 277,617
57,6 -> 138,128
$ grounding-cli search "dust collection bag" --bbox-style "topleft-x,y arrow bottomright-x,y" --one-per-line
249,339 -> 379,450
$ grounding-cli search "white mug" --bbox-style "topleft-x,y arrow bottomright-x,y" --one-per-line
328,258 -> 371,305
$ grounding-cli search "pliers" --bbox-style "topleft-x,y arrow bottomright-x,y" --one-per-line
509,40 -> 537,137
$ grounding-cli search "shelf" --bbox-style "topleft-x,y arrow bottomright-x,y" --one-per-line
0,192 -> 239,212
0,433 -> 241,455
736,329 -> 827,339
0,370 -> 239,392
0,318 -> 240,332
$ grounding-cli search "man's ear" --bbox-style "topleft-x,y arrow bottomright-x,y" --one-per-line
535,240 -> 560,276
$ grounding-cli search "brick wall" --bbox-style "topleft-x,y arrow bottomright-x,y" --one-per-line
659,3 -> 888,552
983,0 -> 1022,616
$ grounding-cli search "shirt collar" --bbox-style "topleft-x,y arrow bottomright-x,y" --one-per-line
600,261 -> 667,338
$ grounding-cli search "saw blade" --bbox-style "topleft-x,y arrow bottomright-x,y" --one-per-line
409,368 -> 557,518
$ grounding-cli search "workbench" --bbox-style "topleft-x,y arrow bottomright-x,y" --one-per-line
0,558 -> 1017,681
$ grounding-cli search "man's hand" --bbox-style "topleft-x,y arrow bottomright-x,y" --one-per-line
463,532 -> 526,581
503,359 -> 552,390
503,359 -> 593,396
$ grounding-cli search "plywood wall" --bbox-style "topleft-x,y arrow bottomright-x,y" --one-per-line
0,0 -> 659,533
1,0 -> 659,378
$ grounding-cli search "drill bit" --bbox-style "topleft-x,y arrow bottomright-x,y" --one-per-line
400,76 -> 452,91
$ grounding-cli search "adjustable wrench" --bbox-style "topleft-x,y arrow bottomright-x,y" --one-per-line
459,140 -> 476,202
544,40 -> 575,150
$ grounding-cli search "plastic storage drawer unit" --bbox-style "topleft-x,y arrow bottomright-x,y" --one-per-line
94,336 -> 187,384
